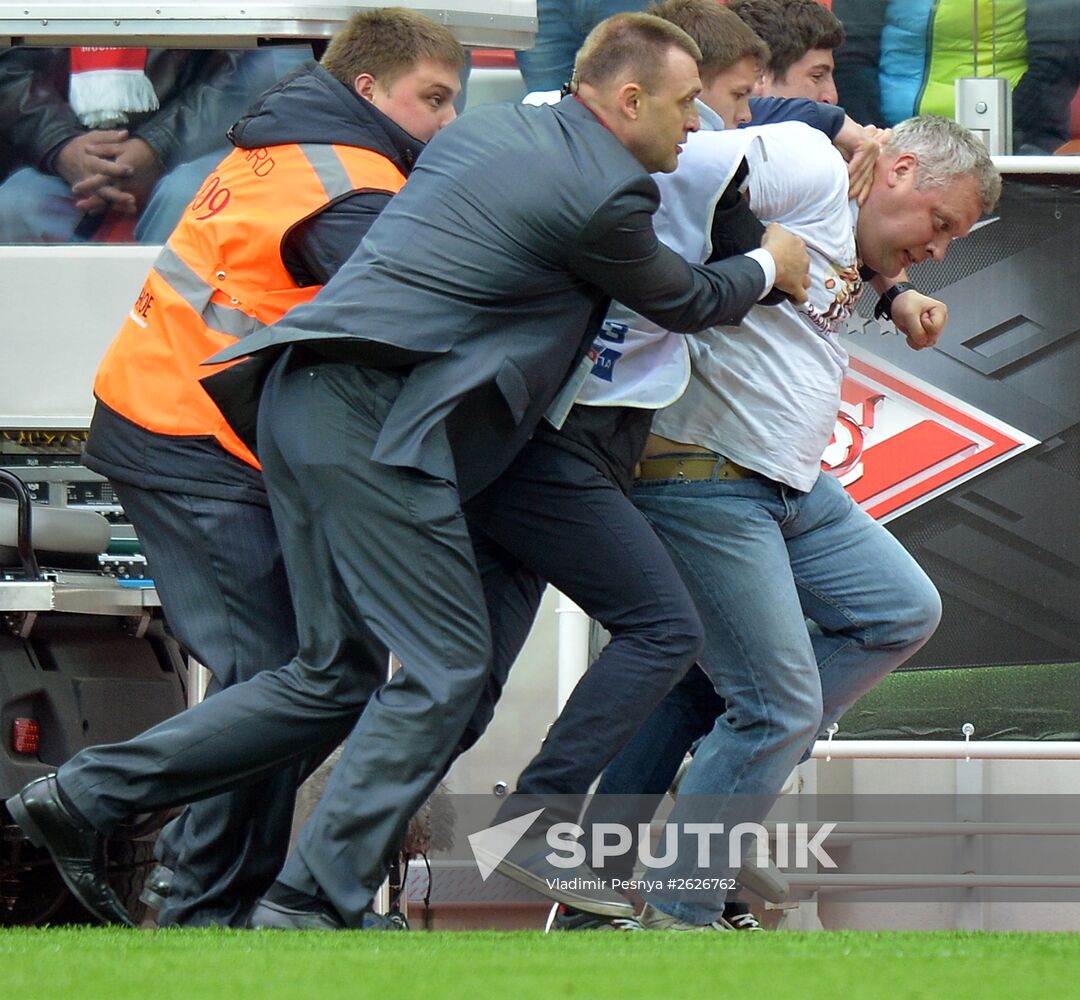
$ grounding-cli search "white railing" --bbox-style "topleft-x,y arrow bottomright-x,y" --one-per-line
810,739 -> 1080,761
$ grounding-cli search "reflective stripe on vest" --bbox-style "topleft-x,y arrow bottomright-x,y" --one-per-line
94,142 -> 407,469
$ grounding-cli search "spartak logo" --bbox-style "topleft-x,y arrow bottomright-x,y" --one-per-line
821,350 -> 1038,522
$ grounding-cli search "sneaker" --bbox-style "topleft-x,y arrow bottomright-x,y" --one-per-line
478,830 -> 634,918
550,904 -> 642,932
718,902 -> 763,931
366,907 -> 409,931
637,903 -> 729,932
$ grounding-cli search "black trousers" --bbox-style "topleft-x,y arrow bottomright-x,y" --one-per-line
464,437 -> 705,806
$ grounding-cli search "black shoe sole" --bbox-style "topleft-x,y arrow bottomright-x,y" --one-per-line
248,899 -> 344,931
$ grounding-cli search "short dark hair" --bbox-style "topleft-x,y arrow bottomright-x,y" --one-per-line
320,7 -> 465,88
647,0 -> 769,83
573,11 -> 703,92
728,0 -> 844,80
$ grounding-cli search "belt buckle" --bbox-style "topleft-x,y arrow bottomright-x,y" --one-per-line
678,456 -> 719,481
657,455 -> 719,482
636,452 -> 727,482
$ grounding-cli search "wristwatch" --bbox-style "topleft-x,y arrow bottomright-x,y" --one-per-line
873,281 -> 916,321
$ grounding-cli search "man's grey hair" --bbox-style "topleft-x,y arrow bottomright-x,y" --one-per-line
884,115 -> 1002,212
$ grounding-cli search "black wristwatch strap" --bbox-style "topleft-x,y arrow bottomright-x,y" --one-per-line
874,281 -> 916,321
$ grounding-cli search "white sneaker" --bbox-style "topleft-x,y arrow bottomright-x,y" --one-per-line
718,907 -> 764,931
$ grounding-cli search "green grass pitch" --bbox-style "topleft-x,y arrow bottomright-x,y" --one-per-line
4,929 -> 1080,1000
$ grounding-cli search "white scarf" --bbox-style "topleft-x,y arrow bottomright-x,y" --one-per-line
69,47 -> 159,128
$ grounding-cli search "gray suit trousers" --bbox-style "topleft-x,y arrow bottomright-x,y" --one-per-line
112,482 -> 309,927
59,348 -> 493,925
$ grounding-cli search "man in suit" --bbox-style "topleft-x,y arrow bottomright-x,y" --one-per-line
7,12 -> 808,930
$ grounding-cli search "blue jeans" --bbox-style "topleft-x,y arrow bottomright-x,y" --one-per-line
516,0 -> 649,92
0,168 -> 99,243
629,468 -> 941,924
132,151 -> 226,243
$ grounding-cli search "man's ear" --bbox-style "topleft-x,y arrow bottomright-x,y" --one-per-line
353,73 -> 378,101
615,81 -> 644,120
887,151 -> 918,188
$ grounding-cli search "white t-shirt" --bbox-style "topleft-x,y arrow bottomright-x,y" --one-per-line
652,121 -> 862,492
575,103 -> 773,410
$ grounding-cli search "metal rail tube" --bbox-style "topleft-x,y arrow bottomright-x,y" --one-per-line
810,740 -> 1080,760
0,469 -> 42,580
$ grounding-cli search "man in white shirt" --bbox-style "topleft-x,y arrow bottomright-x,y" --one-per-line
596,114 -> 1000,929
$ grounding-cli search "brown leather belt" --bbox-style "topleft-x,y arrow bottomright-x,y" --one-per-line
636,453 -> 758,482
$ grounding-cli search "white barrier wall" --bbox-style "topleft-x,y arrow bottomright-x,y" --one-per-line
0,246 -> 155,428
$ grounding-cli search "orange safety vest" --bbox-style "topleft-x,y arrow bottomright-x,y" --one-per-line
94,142 -> 407,469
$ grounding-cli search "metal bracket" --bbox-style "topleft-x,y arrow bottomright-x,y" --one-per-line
962,722 -> 976,762
122,610 -> 152,639
2,610 -> 36,638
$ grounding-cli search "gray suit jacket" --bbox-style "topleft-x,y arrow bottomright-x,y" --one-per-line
209,96 -> 766,500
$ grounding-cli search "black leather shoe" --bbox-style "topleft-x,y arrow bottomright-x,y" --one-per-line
5,775 -> 135,927
248,898 -> 345,930
139,863 -> 174,910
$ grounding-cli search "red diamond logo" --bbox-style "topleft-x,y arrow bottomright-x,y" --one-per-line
823,349 -> 1039,521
